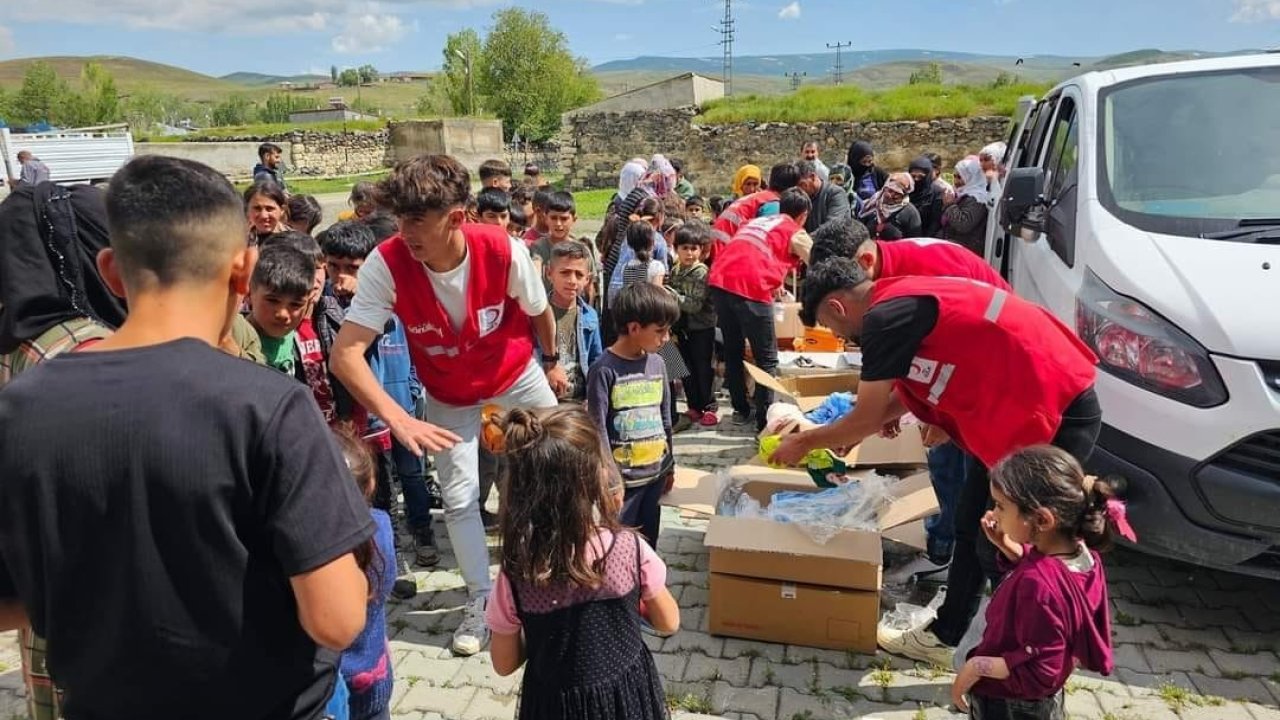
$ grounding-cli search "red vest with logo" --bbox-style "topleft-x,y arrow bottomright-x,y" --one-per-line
870,276 -> 1098,468
380,224 -> 534,407
711,189 -> 779,260
877,238 -> 1011,291
709,215 -> 802,304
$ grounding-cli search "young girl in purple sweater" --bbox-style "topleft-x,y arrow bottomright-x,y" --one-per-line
951,445 -> 1135,719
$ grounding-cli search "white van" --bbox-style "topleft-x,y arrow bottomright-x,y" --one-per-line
1,125 -> 134,187
987,53 -> 1280,577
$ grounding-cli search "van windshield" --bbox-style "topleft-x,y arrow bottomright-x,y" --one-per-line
1099,65 -> 1280,237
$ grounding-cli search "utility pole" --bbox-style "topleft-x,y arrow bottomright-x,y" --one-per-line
452,48 -> 476,116
718,0 -> 735,96
785,71 -> 806,91
827,41 -> 852,85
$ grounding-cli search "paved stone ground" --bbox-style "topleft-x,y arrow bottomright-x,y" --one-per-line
2,412 -> 1279,720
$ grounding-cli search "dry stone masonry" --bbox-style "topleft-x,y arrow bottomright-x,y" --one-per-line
559,107 -> 1011,193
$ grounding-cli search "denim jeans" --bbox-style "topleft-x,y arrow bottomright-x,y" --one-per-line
423,359 -> 557,596
394,439 -> 432,532
712,289 -> 777,431
924,441 -> 968,564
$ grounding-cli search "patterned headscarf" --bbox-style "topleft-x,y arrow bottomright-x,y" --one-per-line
646,154 -> 678,198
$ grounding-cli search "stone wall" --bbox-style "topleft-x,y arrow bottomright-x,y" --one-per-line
287,131 -> 390,176
559,108 -> 1011,192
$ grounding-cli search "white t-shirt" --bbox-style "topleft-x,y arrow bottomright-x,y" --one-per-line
345,237 -> 547,334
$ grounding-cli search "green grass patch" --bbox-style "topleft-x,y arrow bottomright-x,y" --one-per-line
234,170 -> 388,197
572,188 -> 615,221
698,82 -> 1050,125
666,691 -> 714,714
191,119 -> 389,138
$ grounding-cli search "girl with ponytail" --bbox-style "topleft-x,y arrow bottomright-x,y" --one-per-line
951,445 -> 1133,719
481,405 -> 679,720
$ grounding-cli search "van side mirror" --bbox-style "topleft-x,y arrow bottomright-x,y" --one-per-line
1001,167 -> 1047,236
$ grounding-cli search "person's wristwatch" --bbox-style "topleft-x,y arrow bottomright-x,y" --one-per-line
541,353 -> 561,369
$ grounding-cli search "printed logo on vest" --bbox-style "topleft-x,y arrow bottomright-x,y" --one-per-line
477,303 -> 505,337
908,356 -> 938,384
407,322 -> 443,336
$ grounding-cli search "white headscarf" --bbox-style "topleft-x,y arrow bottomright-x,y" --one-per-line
979,142 -> 1007,166
618,160 -> 648,198
954,156 -> 991,205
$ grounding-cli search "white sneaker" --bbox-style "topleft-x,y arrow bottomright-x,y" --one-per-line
452,594 -> 489,657
877,624 -> 955,667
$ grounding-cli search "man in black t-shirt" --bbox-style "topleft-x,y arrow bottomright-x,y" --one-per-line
0,156 -> 375,720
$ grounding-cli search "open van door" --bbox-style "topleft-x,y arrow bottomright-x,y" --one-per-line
999,88 -> 1088,315
983,96 -> 1037,278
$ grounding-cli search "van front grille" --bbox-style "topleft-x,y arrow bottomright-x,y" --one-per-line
1213,431 -> 1280,479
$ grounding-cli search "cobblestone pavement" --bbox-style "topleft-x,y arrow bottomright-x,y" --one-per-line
2,415 -> 1279,720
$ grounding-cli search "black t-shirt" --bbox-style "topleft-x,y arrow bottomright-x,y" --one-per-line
0,339 -> 374,720
858,296 -> 940,382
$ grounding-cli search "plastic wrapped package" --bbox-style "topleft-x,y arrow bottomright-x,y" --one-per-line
880,589 -> 946,634
803,392 -> 857,425
714,470 -> 897,545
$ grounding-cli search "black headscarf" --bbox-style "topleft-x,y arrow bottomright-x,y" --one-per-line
847,141 -> 877,180
908,156 -> 938,205
0,182 -> 127,354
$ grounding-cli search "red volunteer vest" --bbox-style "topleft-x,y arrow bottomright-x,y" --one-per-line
877,238 -> 1011,291
870,276 -> 1098,468
709,215 -> 802,304
711,189 -> 779,260
380,224 -> 535,407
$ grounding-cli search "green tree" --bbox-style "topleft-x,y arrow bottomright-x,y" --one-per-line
0,87 -> 12,122
441,28 -> 484,116
11,62 -> 73,125
357,64 -> 379,85
414,78 -> 451,117
330,65 -> 339,84
477,8 -> 600,140
908,62 -> 944,86
80,62 -> 121,125
211,94 -> 254,126
990,71 -> 1019,89
338,68 -> 361,87
258,93 -> 318,123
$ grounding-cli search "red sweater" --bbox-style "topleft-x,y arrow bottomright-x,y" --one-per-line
970,547 -> 1114,700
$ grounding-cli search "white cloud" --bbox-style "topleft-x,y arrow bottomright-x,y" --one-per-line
0,25 -> 14,56
332,12 -> 407,53
778,1 -> 801,20
1231,0 -> 1280,21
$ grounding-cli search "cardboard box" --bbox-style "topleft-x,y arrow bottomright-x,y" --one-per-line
744,362 -> 928,469
774,301 -> 805,340
701,468 -> 938,653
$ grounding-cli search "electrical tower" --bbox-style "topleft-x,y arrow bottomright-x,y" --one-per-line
827,41 -> 852,85
718,0 -> 735,96
785,71 -> 806,91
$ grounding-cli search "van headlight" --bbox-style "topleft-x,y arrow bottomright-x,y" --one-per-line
1075,271 -> 1228,408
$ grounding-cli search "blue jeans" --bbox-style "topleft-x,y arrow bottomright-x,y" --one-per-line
394,439 -> 432,532
924,441 -> 967,564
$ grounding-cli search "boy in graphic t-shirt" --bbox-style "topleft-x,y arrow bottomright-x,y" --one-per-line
545,240 -> 604,402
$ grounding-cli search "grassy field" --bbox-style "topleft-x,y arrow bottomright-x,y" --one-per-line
571,188 -> 614,221
234,170 -> 389,197
698,81 -> 1051,124
140,119 -> 391,142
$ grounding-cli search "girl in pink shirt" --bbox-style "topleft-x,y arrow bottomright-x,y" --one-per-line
952,445 -> 1133,719
484,405 -> 680,720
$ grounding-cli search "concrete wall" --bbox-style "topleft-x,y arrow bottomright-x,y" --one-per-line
388,119 -> 504,170
569,75 -> 725,116
559,108 -> 1010,192
135,141 -> 287,179
691,75 -> 726,106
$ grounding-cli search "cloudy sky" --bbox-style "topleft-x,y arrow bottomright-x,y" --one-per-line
0,0 -> 1277,77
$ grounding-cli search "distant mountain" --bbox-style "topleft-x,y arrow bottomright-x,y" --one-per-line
592,49 -> 1099,77
221,71 -> 330,86
0,55 -> 240,98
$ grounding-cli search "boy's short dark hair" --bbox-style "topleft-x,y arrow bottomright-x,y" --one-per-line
508,204 -> 528,230
673,220 -> 713,249
671,158 -> 685,175
251,244 -> 315,298
261,230 -> 323,266
349,181 -> 377,205
531,189 -> 553,211
510,185 -> 533,207
361,211 -> 399,242
685,195 -> 706,210
768,162 -> 802,192
546,191 -> 576,215
286,194 -> 322,234
105,155 -> 247,287
708,195 -> 726,216
257,142 -> 282,160
477,187 -> 511,215
611,282 -> 680,334
378,154 -> 470,218
319,221 -> 379,260
809,217 -> 870,267
550,240 -> 592,266
479,159 -> 512,182
800,257 -> 871,327
778,187 -> 812,219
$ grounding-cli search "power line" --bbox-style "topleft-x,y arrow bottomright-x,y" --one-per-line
717,0 -> 735,96
785,71 -> 806,91
826,41 -> 852,85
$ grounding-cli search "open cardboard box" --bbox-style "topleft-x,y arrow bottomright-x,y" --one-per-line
745,362 -> 928,469
700,468 -> 938,652
774,301 -> 805,341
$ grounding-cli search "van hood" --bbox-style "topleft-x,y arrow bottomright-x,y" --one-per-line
1091,217 -> 1280,359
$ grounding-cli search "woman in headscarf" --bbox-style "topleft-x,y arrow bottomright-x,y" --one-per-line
979,141 -> 1008,182
730,164 -> 763,198
846,141 -> 890,202
857,171 -> 922,240
617,158 -> 649,203
0,181 -> 129,720
908,156 -> 944,237
941,155 -> 992,256
243,180 -> 290,242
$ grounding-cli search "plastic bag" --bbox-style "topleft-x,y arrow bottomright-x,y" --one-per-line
804,392 -> 857,425
766,472 -> 894,544
880,589 -> 946,634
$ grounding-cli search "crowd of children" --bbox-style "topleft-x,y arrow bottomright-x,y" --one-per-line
0,140 -> 1131,720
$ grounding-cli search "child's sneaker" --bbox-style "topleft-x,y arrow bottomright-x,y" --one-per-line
699,411 -> 720,427
673,414 -> 695,434
877,624 -> 954,667
685,409 -> 703,423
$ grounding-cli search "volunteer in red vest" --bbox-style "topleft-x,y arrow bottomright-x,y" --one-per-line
770,257 -> 1101,667
855,236 -> 1009,291
710,162 -> 802,260
709,187 -> 813,432
331,155 -> 567,659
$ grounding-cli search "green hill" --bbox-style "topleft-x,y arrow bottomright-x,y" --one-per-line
0,55 -> 241,99
221,71 -> 331,87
